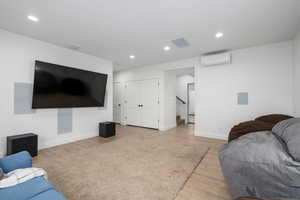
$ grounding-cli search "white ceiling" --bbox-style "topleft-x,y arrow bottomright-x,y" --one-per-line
0,0 -> 300,71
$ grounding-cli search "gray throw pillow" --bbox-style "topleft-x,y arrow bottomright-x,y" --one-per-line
272,118 -> 300,161
0,168 -> 4,180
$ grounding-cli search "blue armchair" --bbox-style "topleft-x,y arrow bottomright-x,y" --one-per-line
0,151 -> 67,200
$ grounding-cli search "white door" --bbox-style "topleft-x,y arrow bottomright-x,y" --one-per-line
140,79 -> 159,128
113,82 -> 122,123
125,81 -> 141,126
125,79 -> 159,129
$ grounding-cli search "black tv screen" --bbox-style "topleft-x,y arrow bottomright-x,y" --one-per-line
32,61 -> 108,108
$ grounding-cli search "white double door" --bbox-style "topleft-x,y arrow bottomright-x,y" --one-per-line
125,79 -> 159,129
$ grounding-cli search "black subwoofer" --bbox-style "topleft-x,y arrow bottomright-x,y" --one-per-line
99,122 -> 115,138
7,133 -> 38,157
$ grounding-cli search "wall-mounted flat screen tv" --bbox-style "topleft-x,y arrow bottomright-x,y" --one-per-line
32,60 -> 107,108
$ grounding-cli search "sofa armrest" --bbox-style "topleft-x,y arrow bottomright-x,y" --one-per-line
0,151 -> 32,173
228,121 -> 274,142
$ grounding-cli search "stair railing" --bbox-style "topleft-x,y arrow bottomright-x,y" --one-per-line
176,96 -> 186,104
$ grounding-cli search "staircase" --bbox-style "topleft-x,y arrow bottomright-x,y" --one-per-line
176,96 -> 186,126
187,114 -> 195,124
176,115 -> 185,126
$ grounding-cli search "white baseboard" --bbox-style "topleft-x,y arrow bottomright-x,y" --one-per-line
159,124 -> 177,131
195,131 -> 227,140
39,132 -> 98,150
0,129 -> 226,158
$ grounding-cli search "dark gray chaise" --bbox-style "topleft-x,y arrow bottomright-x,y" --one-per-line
219,117 -> 300,200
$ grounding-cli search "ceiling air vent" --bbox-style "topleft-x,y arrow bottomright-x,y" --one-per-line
200,52 -> 231,66
172,38 -> 190,48
66,44 -> 81,51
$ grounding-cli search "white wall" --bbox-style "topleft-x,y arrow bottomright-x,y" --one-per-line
115,41 -> 294,138
162,71 -> 177,130
294,32 -> 300,116
189,86 -> 195,115
195,41 -> 294,139
0,29 -> 113,156
114,58 -> 198,131
176,75 -> 194,121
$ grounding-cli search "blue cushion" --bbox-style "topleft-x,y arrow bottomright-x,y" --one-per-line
30,189 -> 68,200
0,177 -> 53,200
0,151 -> 32,173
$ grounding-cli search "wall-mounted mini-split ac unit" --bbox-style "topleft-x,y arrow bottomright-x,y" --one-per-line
200,52 -> 231,66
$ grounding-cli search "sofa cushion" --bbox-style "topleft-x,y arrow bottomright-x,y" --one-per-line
30,189 -> 67,200
0,151 -> 32,173
272,118 -> 300,161
0,177 -> 53,200
0,168 -> 4,180
220,131 -> 300,199
255,114 -> 293,125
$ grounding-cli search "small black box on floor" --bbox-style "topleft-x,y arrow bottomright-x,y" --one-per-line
7,133 -> 38,157
99,122 -> 115,138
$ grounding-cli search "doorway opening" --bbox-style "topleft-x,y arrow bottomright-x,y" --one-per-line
187,83 -> 195,124
168,67 -> 195,128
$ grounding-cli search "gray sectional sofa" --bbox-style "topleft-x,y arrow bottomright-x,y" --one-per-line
219,117 -> 300,199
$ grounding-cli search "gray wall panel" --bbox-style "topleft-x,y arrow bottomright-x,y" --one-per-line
57,109 -> 73,134
14,82 -> 36,114
237,92 -> 248,105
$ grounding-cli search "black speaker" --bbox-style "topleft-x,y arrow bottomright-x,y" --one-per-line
7,133 -> 38,157
99,122 -> 115,138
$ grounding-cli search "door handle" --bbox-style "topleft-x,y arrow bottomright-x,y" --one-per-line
118,104 -> 121,107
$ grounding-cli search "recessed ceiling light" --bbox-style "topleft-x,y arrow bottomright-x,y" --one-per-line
215,32 -> 224,38
129,55 -> 135,59
27,15 -> 39,22
164,46 -> 171,51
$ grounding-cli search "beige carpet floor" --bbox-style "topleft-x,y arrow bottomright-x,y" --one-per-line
33,126 -> 210,200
